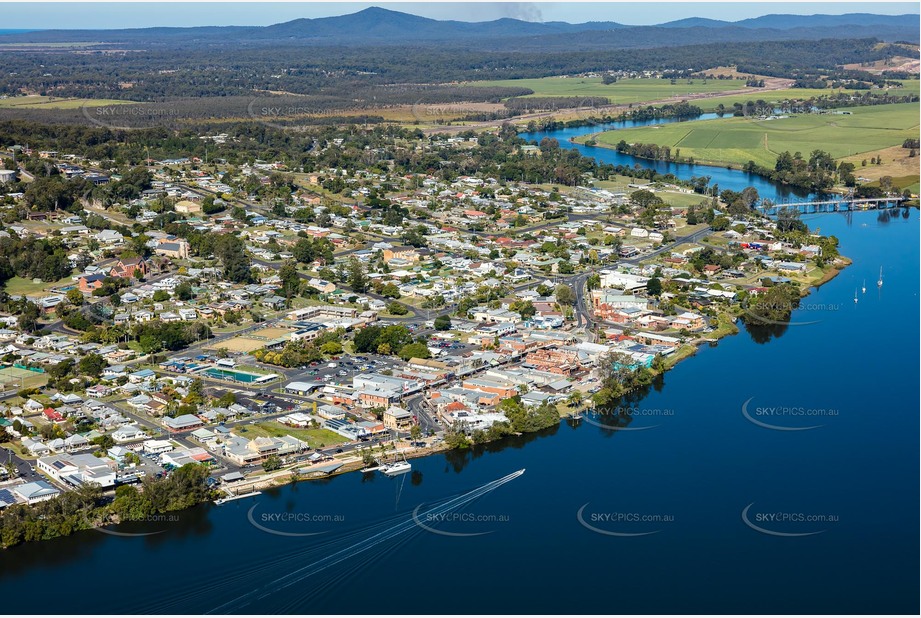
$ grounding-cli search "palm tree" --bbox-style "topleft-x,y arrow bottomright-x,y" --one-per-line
567,390 -> 584,411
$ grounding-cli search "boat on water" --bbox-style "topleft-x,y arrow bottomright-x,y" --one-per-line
862,279 -> 866,294
380,461 -> 411,476
854,288 -> 858,304
214,490 -> 262,505
878,266 -> 883,288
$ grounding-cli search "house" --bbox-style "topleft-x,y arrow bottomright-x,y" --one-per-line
78,273 -> 107,293
107,445 -> 132,462
21,437 -> 51,456
163,414 -> 204,433
95,229 -> 123,245
113,425 -> 146,442
64,434 -> 90,451
307,278 -> 336,294
128,368 -> 156,383
13,480 -> 60,504
43,407 -> 65,423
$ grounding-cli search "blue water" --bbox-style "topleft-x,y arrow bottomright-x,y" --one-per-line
0,122 -> 916,614
521,114 -> 816,202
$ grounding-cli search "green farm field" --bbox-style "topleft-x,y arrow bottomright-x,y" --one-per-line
466,77 -> 748,104
585,102 -> 920,169
691,81 -> 921,111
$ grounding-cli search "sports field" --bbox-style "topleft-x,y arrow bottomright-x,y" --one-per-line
0,366 -> 48,390
588,102 -> 920,169
466,77 -> 748,104
205,337 -> 268,353
250,327 -> 293,339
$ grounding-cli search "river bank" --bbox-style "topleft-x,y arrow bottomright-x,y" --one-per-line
570,133 -> 852,196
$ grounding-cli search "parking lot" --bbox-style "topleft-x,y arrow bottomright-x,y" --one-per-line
283,353 -> 403,387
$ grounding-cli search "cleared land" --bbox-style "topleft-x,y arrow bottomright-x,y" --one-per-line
586,103 -> 920,169
0,95 -> 134,109
205,337 -> 270,353
466,77 -> 749,104
693,81 -> 920,111
839,145 -> 921,194
250,327 -> 294,339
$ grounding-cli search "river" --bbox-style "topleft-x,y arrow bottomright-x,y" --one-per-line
0,117 -> 917,614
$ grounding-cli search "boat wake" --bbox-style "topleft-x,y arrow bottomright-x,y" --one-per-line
200,469 -> 525,614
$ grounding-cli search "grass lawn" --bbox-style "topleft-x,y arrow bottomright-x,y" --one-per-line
4,275 -> 76,296
378,308 -> 416,318
467,77 -> 748,105
588,103 -> 920,169
238,422 -> 346,449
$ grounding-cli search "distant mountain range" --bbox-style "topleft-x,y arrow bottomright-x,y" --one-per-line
1,7 -> 917,48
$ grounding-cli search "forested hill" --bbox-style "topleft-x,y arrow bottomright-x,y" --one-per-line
0,7 -> 916,48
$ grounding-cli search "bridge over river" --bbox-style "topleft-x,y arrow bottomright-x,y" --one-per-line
756,196 -> 906,215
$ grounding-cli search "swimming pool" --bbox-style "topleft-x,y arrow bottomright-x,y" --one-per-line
202,368 -> 264,383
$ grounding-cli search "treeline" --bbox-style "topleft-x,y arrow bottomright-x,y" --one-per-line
614,140 -> 681,163
0,463 -> 212,549
622,102 -> 703,121
743,149 -> 847,191
504,97 -> 610,112
80,319 -> 212,353
252,328 -> 344,368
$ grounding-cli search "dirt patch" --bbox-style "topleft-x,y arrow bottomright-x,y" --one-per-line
842,57 -> 920,75
250,327 -> 293,339
205,337 -> 267,353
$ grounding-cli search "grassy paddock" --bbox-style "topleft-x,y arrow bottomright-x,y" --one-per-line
586,103 -> 920,169
692,82 -> 921,111
0,95 -> 135,109
466,77 -> 747,105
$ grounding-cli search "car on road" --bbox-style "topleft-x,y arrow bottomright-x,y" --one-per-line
335,448 -> 343,453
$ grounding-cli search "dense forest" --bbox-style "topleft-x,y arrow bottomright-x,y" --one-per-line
0,38 -> 906,107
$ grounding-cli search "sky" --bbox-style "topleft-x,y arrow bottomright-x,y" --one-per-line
1,2 -> 917,29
